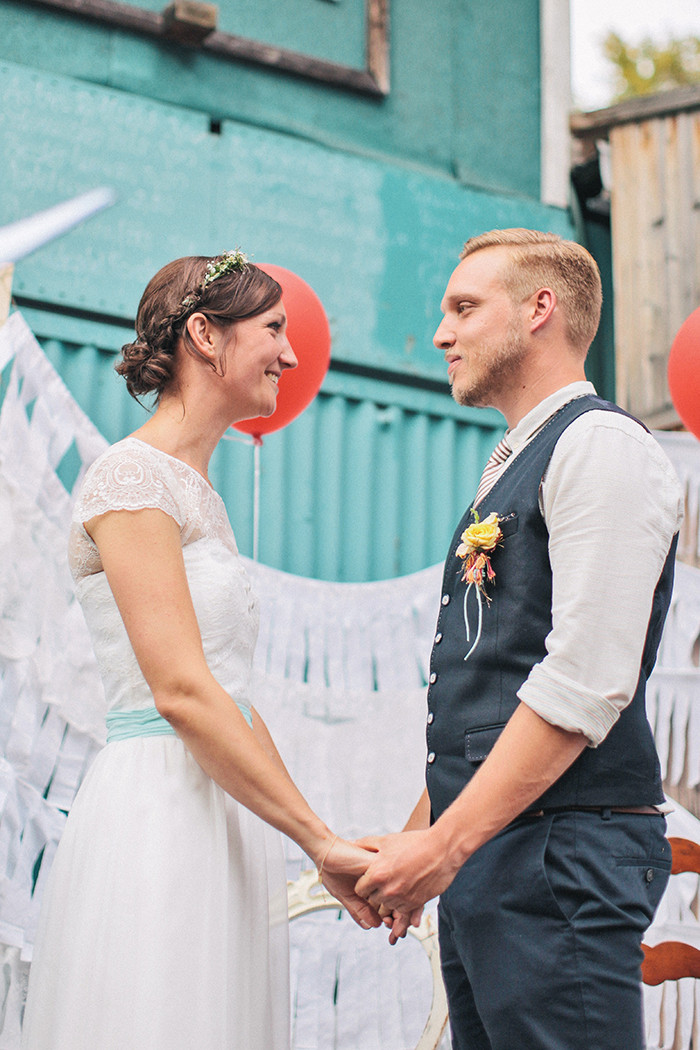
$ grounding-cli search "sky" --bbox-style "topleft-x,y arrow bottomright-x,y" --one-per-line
570,0 -> 700,110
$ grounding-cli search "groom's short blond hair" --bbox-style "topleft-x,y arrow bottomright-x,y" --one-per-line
460,228 -> 602,355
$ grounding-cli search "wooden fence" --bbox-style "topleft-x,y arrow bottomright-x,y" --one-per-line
572,86 -> 700,430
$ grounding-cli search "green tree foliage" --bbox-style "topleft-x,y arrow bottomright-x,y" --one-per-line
604,32 -> 700,101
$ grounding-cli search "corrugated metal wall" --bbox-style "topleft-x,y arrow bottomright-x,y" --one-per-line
25,309 -> 504,582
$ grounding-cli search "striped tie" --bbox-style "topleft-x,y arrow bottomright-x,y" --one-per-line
472,436 -> 512,508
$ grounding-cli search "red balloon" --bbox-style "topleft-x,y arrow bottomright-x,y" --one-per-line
234,264 -> 331,440
668,306 -> 700,440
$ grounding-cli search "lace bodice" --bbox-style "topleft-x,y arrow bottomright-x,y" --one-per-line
69,437 -> 237,578
68,438 -> 259,715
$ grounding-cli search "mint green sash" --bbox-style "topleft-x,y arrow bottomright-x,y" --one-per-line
106,702 -> 253,742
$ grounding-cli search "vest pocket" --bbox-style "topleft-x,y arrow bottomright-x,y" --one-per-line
497,512 -> 519,537
465,723 -> 506,764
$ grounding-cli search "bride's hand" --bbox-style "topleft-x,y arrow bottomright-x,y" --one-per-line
316,837 -> 382,930
378,903 -> 424,945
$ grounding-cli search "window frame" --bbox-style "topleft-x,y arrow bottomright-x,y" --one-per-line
25,0 -> 390,95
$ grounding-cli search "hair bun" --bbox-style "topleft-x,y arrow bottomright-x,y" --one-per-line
117,338 -> 174,398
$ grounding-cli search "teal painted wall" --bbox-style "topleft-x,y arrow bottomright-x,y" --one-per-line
0,57 -> 571,386
0,0 -> 542,199
0,2 -> 581,581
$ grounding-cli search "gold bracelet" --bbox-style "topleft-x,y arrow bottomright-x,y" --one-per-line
318,834 -> 339,882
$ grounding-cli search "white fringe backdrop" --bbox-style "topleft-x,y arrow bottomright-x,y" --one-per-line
0,311 -> 699,1049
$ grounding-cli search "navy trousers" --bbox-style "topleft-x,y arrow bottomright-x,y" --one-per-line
437,811 -> 671,1050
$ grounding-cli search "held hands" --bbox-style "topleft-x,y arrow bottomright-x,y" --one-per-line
316,836 -> 384,930
316,836 -> 419,940
354,828 -> 459,918
317,828 -> 455,944
378,902 -> 424,946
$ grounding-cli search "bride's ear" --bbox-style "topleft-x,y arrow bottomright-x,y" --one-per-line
185,312 -> 220,368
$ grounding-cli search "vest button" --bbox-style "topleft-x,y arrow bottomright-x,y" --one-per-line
427,752 -> 436,763
441,594 -> 450,606
434,632 -> 443,644
645,868 -> 655,883
427,712 -> 434,725
429,672 -> 437,684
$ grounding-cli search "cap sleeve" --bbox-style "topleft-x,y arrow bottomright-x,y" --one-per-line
73,441 -> 188,530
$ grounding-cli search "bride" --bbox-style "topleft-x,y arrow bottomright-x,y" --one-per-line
21,251 -> 383,1050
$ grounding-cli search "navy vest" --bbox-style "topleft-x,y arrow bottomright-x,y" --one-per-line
426,395 -> 677,821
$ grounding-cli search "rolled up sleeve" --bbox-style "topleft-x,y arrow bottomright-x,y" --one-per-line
517,412 -> 683,746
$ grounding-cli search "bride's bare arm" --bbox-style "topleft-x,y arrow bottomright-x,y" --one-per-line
250,708 -> 295,780
87,505 -> 380,928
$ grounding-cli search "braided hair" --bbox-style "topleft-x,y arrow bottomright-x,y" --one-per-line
117,255 -> 282,400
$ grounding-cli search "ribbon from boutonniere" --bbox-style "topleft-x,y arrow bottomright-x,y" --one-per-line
455,510 -> 503,662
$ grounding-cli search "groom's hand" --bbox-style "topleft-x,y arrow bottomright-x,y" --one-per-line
354,829 -> 459,914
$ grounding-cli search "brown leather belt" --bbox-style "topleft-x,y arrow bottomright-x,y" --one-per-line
523,805 -> 661,818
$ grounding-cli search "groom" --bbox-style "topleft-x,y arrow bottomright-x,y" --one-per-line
356,229 -> 683,1049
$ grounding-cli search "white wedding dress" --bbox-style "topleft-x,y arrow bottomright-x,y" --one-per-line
21,438 -> 290,1050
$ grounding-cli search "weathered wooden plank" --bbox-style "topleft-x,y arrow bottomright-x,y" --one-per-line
670,114 -> 699,334
571,85 -> 700,136
692,114 -> 700,312
644,117 -> 672,420
610,122 -> 640,414
610,108 -> 700,426
366,0 -> 389,95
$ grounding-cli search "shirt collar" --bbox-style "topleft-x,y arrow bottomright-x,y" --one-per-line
506,381 -> 597,452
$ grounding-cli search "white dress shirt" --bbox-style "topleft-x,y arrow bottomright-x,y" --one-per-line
482,382 -> 684,747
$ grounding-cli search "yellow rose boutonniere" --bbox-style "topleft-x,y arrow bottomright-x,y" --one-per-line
455,510 -> 503,602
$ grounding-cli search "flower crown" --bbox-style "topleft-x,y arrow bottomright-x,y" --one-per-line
181,249 -> 250,310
